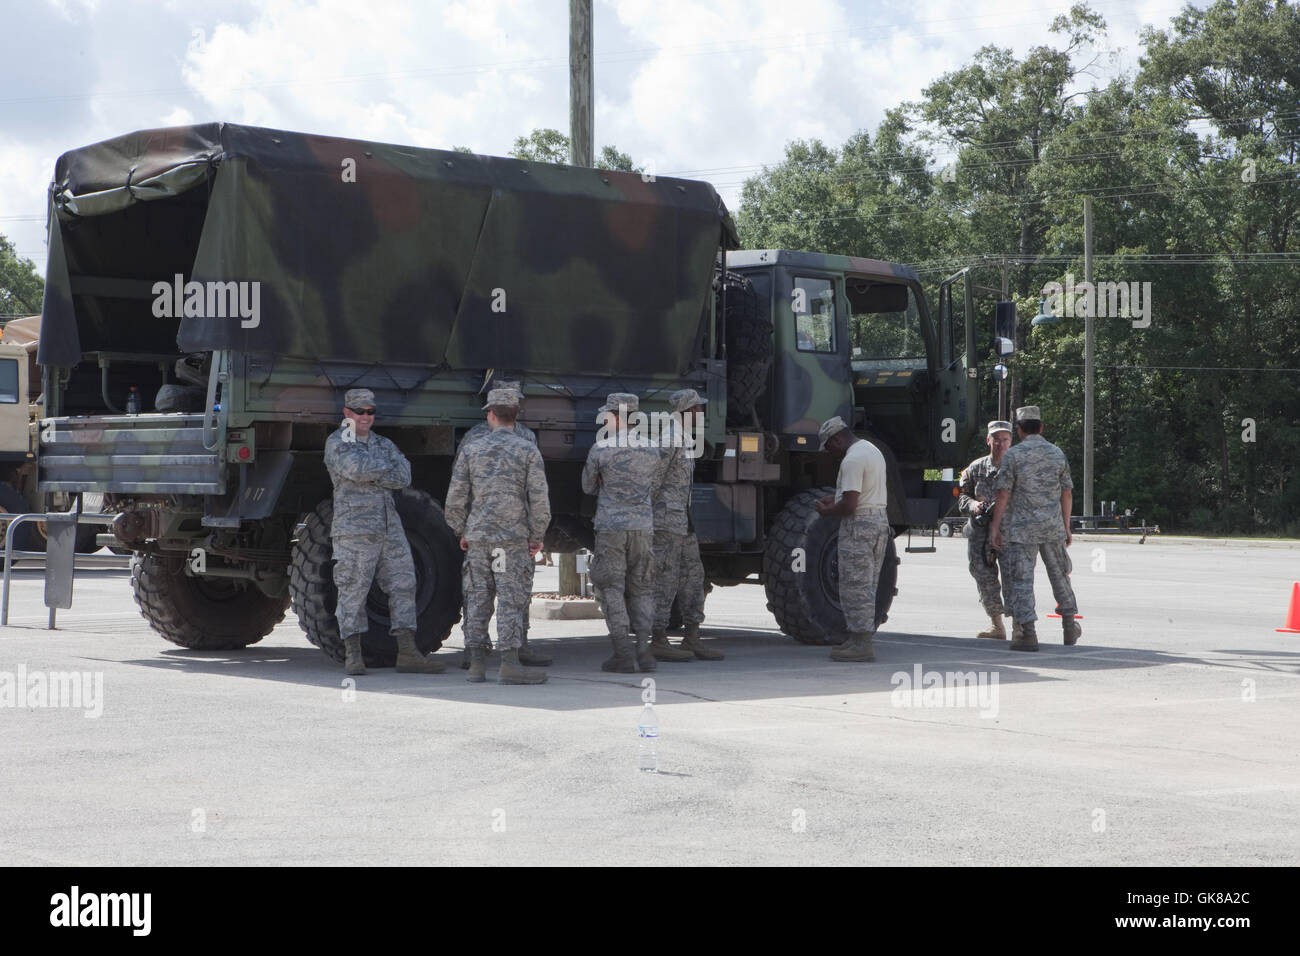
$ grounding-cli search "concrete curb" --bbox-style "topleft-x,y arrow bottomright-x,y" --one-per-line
531,597 -> 603,620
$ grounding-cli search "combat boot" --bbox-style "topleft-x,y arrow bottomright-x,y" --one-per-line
518,633 -> 552,667
635,631 -> 658,672
679,624 -> 723,660
977,613 -> 1007,640
651,626 -> 694,662
1062,616 -> 1082,646
394,629 -> 446,673
830,631 -> 876,662
499,648 -> 547,684
1012,620 -> 1023,641
1009,620 -> 1039,652
466,645 -> 487,683
344,634 -> 366,676
601,633 -> 637,673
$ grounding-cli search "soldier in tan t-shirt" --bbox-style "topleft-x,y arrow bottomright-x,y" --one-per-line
814,416 -> 890,662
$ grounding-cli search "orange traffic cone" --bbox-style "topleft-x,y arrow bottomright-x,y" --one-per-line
1277,583 -> 1300,633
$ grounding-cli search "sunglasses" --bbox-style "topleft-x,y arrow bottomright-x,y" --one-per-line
349,407 -> 377,416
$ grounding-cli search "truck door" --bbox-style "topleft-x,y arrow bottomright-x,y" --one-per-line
934,268 -> 978,469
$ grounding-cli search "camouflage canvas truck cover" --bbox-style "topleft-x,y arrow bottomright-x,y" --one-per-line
37,123 -> 982,664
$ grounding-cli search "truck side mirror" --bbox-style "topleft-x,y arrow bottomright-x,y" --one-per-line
994,301 -> 1016,357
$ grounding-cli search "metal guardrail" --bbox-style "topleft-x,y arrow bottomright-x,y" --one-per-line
1,512 -> 132,628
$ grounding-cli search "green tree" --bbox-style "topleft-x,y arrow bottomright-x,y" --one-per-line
0,234 -> 43,319
509,128 -> 642,171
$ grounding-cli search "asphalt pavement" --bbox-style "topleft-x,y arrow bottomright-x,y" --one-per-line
1,533 -> 1297,865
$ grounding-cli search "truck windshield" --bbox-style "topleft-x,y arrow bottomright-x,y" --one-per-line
847,280 -> 927,369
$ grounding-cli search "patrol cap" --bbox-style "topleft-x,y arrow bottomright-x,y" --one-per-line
492,379 -> 523,401
597,392 -> 639,415
987,420 -> 1013,436
818,415 -> 849,450
1015,405 -> 1042,423
669,388 -> 708,413
344,388 -> 376,411
482,388 -> 520,410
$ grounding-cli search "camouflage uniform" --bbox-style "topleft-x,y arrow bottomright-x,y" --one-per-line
445,427 -> 551,651
324,426 -> 416,637
653,416 -> 705,630
581,407 -> 666,641
454,417 -> 540,641
958,454 -> 1005,616
838,511 -> 891,632
993,434 -> 1077,624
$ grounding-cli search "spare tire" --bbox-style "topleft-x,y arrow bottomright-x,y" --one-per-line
290,488 -> 463,667
763,487 -> 899,644
718,270 -> 772,424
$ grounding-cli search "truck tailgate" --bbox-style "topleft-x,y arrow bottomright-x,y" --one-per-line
38,413 -> 224,494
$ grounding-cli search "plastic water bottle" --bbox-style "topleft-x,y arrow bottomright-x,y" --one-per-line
638,703 -> 659,773
125,386 -> 140,414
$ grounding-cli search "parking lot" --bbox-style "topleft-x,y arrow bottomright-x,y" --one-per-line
1,533 -> 1297,866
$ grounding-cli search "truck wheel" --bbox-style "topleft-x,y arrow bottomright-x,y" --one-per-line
718,271 -> 772,424
290,489 -> 463,667
131,552 -> 290,650
763,487 -> 899,645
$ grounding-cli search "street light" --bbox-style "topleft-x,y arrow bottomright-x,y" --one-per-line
1031,296 -> 1060,327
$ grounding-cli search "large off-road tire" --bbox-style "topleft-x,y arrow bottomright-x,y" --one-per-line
763,487 -> 900,645
289,489 -> 463,667
131,552 -> 290,650
718,271 -> 772,424
0,482 -> 43,560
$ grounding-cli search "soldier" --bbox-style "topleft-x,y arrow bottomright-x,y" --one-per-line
815,416 -> 890,662
324,388 -> 444,676
650,388 -> 722,662
453,379 -> 550,668
582,392 -> 666,673
989,405 -> 1081,651
445,388 -> 552,684
959,421 -> 1014,640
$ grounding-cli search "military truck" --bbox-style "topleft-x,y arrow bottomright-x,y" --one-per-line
36,123 -> 983,665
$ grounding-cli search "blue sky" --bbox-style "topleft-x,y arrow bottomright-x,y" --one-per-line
1,0 -> 1199,277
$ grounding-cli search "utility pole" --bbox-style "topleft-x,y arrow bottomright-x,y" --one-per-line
569,0 -> 593,167
1083,196 -> 1095,525
560,0 -> 593,597
1000,261 -> 1009,422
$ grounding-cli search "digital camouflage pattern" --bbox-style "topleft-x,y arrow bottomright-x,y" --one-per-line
581,437 -> 665,532
1000,541 -> 1077,624
838,512 -> 890,632
445,427 -> 550,651
993,435 -> 1073,544
457,419 -> 537,454
653,531 -> 706,629
590,530 -> 655,639
444,428 -> 550,543
461,542 -> 532,650
332,529 -> 418,636
652,414 -> 706,628
454,419 -> 539,640
959,454 -> 1004,616
653,416 -> 693,534
995,433 -> 1076,624
324,427 -> 411,536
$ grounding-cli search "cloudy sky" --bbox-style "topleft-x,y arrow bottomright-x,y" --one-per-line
2,0 -> 1198,276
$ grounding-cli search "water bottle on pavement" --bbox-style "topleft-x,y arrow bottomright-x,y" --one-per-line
638,703 -> 659,773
